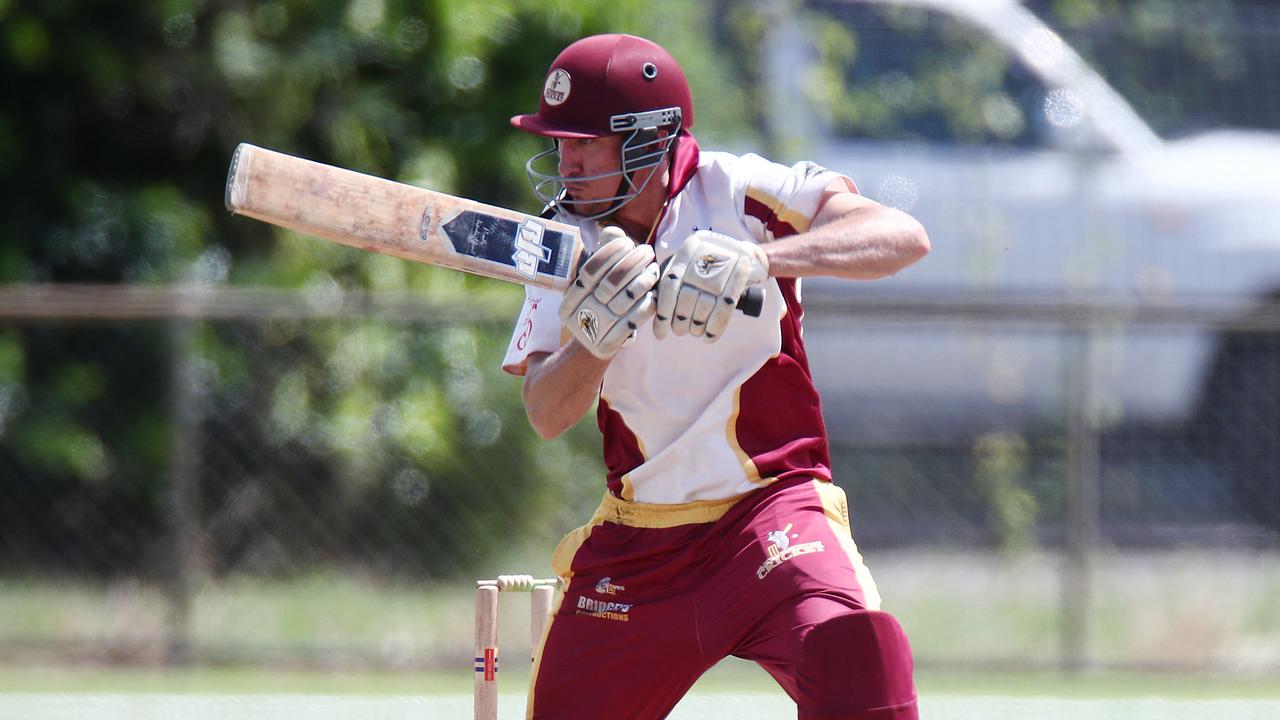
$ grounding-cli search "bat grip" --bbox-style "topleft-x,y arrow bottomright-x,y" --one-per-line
736,286 -> 765,317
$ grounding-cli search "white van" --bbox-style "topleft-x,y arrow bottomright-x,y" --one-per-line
764,0 -> 1280,529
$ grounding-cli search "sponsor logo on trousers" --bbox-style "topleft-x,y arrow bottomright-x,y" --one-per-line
576,595 -> 632,622
756,540 -> 826,579
595,577 -> 625,596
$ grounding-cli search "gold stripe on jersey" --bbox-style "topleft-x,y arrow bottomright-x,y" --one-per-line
600,390 -> 649,502
813,479 -> 883,611
623,428 -> 648,501
723,291 -> 789,487
725,385 -> 768,485
744,187 -> 816,235
594,489 -> 750,528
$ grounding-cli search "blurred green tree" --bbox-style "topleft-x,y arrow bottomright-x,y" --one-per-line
0,0 -> 758,578
2,0 -> 1276,576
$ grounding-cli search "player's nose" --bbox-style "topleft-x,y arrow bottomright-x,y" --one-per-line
557,145 -> 582,177
558,139 -> 591,175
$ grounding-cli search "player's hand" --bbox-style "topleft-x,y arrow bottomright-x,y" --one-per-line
654,230 -> 769,341
560,226 -> 660,359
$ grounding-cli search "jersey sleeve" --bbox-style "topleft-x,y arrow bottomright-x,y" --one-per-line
738,155 -> 858,241
501,286 -> 567,376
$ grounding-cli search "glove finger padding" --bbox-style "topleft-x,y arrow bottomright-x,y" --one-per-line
688,292 -> 718,337
594,243 -> 655,306
702,252 -> 755,341
609,261 -> 660,316
561,227 -> 660,358
670,284 -> 701,337
561,230 -> 634,318
653,255 -> 687,340
600,290 -> 656,353
653,230 -> 769,343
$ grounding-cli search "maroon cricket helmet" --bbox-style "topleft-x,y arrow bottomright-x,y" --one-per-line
511,34 -> 694,138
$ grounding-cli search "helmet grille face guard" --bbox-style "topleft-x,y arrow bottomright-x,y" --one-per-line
525,107 -> 683,220
511,35 -> 695,220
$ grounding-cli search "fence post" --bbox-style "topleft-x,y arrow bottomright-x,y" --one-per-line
1062,325 -> 1101,672
165,312 -> 202,666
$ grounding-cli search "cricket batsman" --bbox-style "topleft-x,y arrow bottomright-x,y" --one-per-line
502,33 -> 930,719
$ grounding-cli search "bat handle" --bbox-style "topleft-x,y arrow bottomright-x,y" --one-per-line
736,286 -> 765,317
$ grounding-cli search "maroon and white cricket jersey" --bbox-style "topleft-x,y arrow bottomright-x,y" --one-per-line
503,133 -> 856,504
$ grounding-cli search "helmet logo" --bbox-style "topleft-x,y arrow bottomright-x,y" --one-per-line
544,68 -> 571,106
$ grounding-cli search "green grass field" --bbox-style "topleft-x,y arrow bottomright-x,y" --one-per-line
2,659 -> 1280,697
1,661 -> 1278,719
2,550 -> 1278,717
4,550 -> 1277,672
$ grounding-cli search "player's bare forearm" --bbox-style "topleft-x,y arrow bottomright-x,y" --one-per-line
763,186 -> 929,280
522,344 -> 611,439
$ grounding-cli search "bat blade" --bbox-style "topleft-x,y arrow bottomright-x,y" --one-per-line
225,143 -> 582,291
225,143 -> 763,316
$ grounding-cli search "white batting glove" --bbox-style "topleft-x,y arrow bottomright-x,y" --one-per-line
560,226 -> 660,359
654,230 -> 769,342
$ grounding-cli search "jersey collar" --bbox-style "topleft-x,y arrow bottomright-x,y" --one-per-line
667,130 -> 700,200
637,130 -> 700,246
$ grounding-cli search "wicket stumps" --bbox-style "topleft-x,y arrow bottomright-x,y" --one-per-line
474,575 -> 559,720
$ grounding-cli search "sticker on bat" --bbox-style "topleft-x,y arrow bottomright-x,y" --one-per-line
439,210 -> 573,281
512,219 -> 552,280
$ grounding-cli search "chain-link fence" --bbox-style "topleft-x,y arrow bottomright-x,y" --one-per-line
4,0 -> 1280,683
0,285 -> 1277,673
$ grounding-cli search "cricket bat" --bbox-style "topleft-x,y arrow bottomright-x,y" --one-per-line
224,143 -> 763,315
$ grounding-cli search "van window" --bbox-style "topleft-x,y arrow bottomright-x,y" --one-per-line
806,3 -> 1051,148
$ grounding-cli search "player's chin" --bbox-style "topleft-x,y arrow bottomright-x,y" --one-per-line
565,197 -> 613,219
